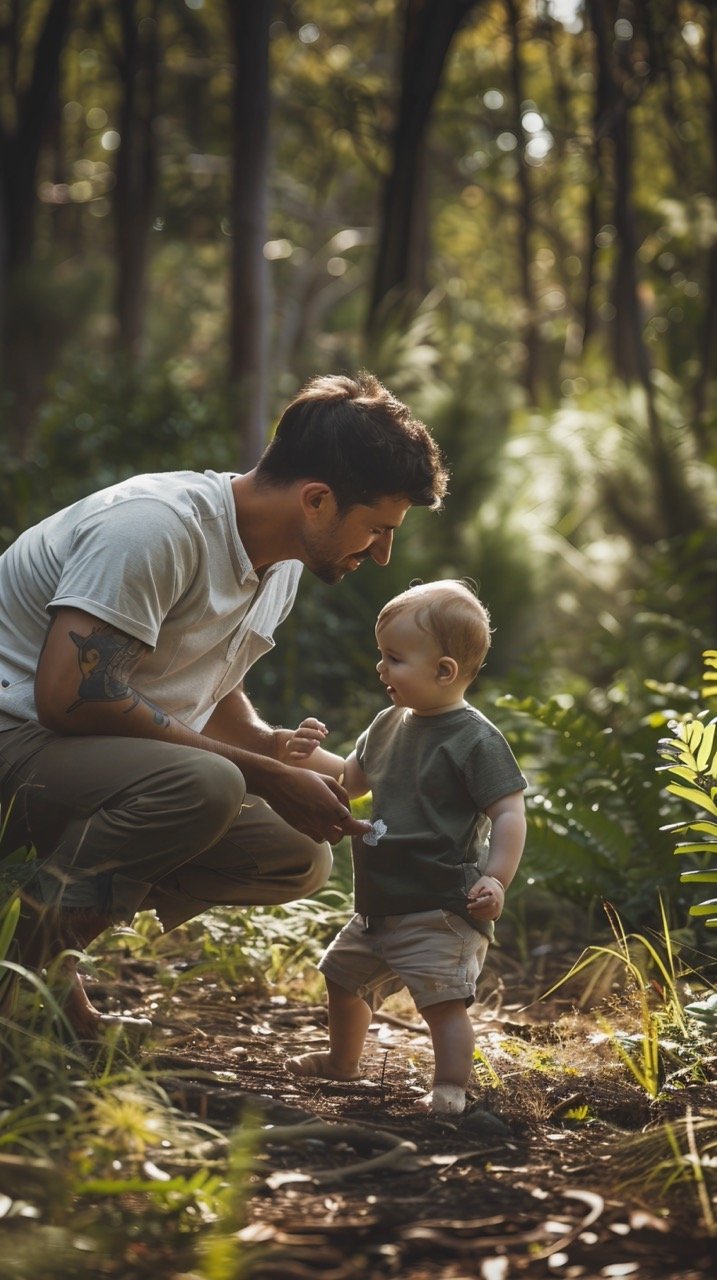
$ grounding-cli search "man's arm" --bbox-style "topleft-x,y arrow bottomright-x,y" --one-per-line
280,718 -> 369,799
202,686 -> 279,756
34,608 -> 369,844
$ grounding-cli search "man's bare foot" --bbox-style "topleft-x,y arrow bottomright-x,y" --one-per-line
11,903 -> 150,1043
57,962 -> 151,1043
417,1084 -> 467,1115
58,963 -> 103,1037
285,1051 -> 361,1081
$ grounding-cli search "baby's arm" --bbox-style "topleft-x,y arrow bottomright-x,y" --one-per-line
467,790 -> 527,922
283,718 -> 369,799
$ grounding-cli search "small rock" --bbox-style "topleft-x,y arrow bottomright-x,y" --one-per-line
460,1107 -> 512,1138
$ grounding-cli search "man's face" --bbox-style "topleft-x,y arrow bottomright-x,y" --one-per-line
301,494 -> 412,585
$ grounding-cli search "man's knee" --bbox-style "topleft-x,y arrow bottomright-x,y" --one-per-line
180,752 -> 247,838
293,839 -> 333,897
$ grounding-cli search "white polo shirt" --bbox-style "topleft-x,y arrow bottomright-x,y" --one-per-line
0,470 -> 302,732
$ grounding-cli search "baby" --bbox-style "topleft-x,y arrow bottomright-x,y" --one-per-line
283,579 -> 527,1115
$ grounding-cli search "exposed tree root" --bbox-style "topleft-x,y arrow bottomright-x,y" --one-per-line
262,1118 -> 420,1183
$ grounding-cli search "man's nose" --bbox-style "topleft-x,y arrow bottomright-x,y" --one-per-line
369,529 -> 393,566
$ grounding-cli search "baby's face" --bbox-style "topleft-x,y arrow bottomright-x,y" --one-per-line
375,612 -> 450,715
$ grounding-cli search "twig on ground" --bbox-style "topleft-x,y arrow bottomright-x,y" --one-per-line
261,1119 -> 419,1184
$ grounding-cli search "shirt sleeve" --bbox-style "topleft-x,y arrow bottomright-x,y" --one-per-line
355,727 -> 369,770
463,727 -> 527,812
48,498 -> 197,648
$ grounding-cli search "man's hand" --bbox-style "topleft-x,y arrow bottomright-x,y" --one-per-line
34,611 -> 370,844
466,874 -> 505,922
262,764 -> 371,845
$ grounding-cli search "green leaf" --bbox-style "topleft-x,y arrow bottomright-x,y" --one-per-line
665,782 -> 717,815
685,720 -> 706,751
661,820 -> 717,836
658,738 -> 695,765
688,899 -> 717,915
0,895 -> 20,963
674,841 -> 717,854
679,869 -> 717,884
684,993 -> 717,1025
695,721 -> 717,771
664,765 -> 702,784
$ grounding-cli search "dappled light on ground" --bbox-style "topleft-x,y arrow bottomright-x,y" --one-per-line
6,934 -> 707,1280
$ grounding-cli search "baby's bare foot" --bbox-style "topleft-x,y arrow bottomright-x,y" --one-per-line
417,1084 -> 467,1115
285,1051 -> 361,1081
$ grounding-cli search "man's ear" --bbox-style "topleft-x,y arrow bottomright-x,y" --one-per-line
437,657 -> 459,685
299,482 -> 335,519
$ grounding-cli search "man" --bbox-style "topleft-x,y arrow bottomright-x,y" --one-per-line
0,372 -> 448,1035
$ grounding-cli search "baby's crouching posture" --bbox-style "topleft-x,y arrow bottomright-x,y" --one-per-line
283,579 -> 527,1116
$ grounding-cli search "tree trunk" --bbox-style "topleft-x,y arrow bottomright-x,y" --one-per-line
367,0 -> 480,341
114,0 -> 161,358
587,1 -> 650,385
694,11 -> 717,439
227,0 -> 273,467
587,0 -> 697,538
609,91 -> 643,382
0,0 -> 73,435
1,0 -> 73,273
580,0 -> 612,354
505,0 -> 539,401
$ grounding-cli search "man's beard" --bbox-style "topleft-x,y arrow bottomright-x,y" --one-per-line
310,560 -> 346,585
300,526 -> 368,584
308,554 -> 368,585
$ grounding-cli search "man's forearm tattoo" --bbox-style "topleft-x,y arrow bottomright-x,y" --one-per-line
66,625 -> 170,726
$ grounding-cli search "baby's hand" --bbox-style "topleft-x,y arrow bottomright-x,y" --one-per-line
286,717 -> 329,761
466,875 -> 505,922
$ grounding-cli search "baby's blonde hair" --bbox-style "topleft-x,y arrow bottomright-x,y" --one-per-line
376,579 -> 492,683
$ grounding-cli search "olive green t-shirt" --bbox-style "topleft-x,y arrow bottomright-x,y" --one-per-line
352,703 -> 527,936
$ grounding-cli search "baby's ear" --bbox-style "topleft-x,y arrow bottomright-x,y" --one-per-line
437,656 -> 459,684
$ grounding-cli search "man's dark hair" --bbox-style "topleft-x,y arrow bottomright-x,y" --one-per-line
255,372 -> 449,511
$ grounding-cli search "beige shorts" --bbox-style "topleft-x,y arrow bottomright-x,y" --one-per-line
319,909 -> 490,1011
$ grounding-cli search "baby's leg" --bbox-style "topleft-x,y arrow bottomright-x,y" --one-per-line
419,998 -> 475,1114
286,978 -> 373,1080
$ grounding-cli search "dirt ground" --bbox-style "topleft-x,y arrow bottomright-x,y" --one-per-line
88,943 -> 717,1280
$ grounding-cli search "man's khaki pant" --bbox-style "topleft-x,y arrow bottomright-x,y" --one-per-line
0,721 -> 332,931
